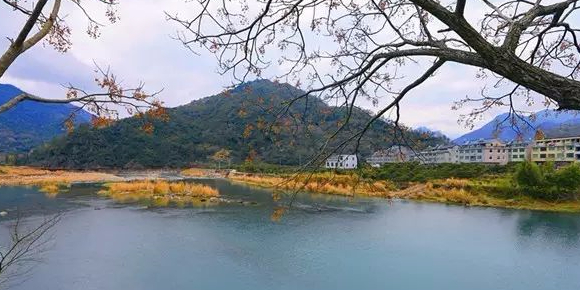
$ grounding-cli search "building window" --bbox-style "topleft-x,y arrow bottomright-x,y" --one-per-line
540,154 -> 546,158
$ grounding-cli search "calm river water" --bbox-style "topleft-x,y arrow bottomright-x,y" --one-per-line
1,179 -> 580,290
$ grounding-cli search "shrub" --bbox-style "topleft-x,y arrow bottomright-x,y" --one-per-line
513,161 -> 580,201
514,161 -> 544,188
362,162 -> 509,183
550,163 -> 580,199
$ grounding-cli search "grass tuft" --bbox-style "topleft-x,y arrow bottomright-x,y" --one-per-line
100,180 -> 219,207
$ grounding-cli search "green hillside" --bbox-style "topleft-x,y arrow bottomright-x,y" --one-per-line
29,80 -> 447,169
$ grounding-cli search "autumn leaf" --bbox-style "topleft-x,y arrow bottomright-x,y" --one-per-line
91,116 -> 114,128
142,123 -> 154,134
271,207 -> 286,222
243,124 -> 254,138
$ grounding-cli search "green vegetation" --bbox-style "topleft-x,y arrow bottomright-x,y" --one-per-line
361,162 -> 515,182
233,161 -> 303,174
29,80 -> 447,169
514,161 -> 580,201
361,161 -> 580,202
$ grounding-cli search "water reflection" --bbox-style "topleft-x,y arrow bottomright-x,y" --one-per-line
2,181 -> 580,290
0,184 -> 101,220
517,211 -> 580,247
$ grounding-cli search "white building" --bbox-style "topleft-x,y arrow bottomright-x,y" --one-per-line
325,154 -> 358,169
457,139 -> 508,165
415,145 -> 459,164
366,146 -> 414,166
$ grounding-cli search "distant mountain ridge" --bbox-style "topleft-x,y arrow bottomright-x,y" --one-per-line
29,79 -> 448,169
453,109 -> 580,144
0,84 -> 92,153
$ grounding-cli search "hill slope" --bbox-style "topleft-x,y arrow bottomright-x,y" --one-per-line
0,84 -> 92,152
30,80 -> 447,169
454,109 -> 580,143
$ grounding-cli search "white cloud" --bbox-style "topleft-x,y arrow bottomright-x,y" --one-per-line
0,0 -> 565,138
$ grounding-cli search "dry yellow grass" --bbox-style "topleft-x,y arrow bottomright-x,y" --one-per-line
230,171 -> 580,212
229,172 -> 394,197
0,166 -> 122,187
386,182 -> 580,213
181,168 -> 211,177
100,180 -> 219,207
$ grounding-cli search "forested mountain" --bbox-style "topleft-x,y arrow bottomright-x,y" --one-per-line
30,80 -> 447,169
454,109 -> 580,143
0,84 -> 92,153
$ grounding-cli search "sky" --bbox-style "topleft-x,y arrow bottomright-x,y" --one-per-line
0,0 -> 557,138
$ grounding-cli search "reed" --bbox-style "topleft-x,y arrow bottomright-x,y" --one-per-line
0,166 -> 121,187
229,172 -> 394,197
181,168 -> 211,177
100,180 -> 219,207
230,171 -> 580,212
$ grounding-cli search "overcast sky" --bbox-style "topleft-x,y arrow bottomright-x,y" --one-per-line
0,0 -> 555,138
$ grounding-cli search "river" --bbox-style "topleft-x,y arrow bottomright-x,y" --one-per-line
1,179 -> 579,290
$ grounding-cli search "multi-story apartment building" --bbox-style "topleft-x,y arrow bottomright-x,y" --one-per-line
457,140 -> 485,163
531,136 -> 580,163
325,154 -> 358,169
414,145 -> 459,164
367,146 -> 414,166
506,141 -> 532,162
360,136 -> 580,166
456,139 -> 508,165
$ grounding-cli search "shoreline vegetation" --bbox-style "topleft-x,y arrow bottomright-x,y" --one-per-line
227,172 -> 580,213
0,166 -> 123,195
223,161 -> 580,213
2,164 -> 580,212
99,180 -> 220,207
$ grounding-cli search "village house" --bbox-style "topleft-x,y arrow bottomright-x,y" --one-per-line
366,146 -> 414,166
325,154 -> 358,169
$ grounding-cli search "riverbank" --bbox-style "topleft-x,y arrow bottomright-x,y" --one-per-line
227,172 -> 580,213
0,166 -> 123,195
3,166 -> 580,212
228,172 -> 394,197
99,180 -> 220,207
